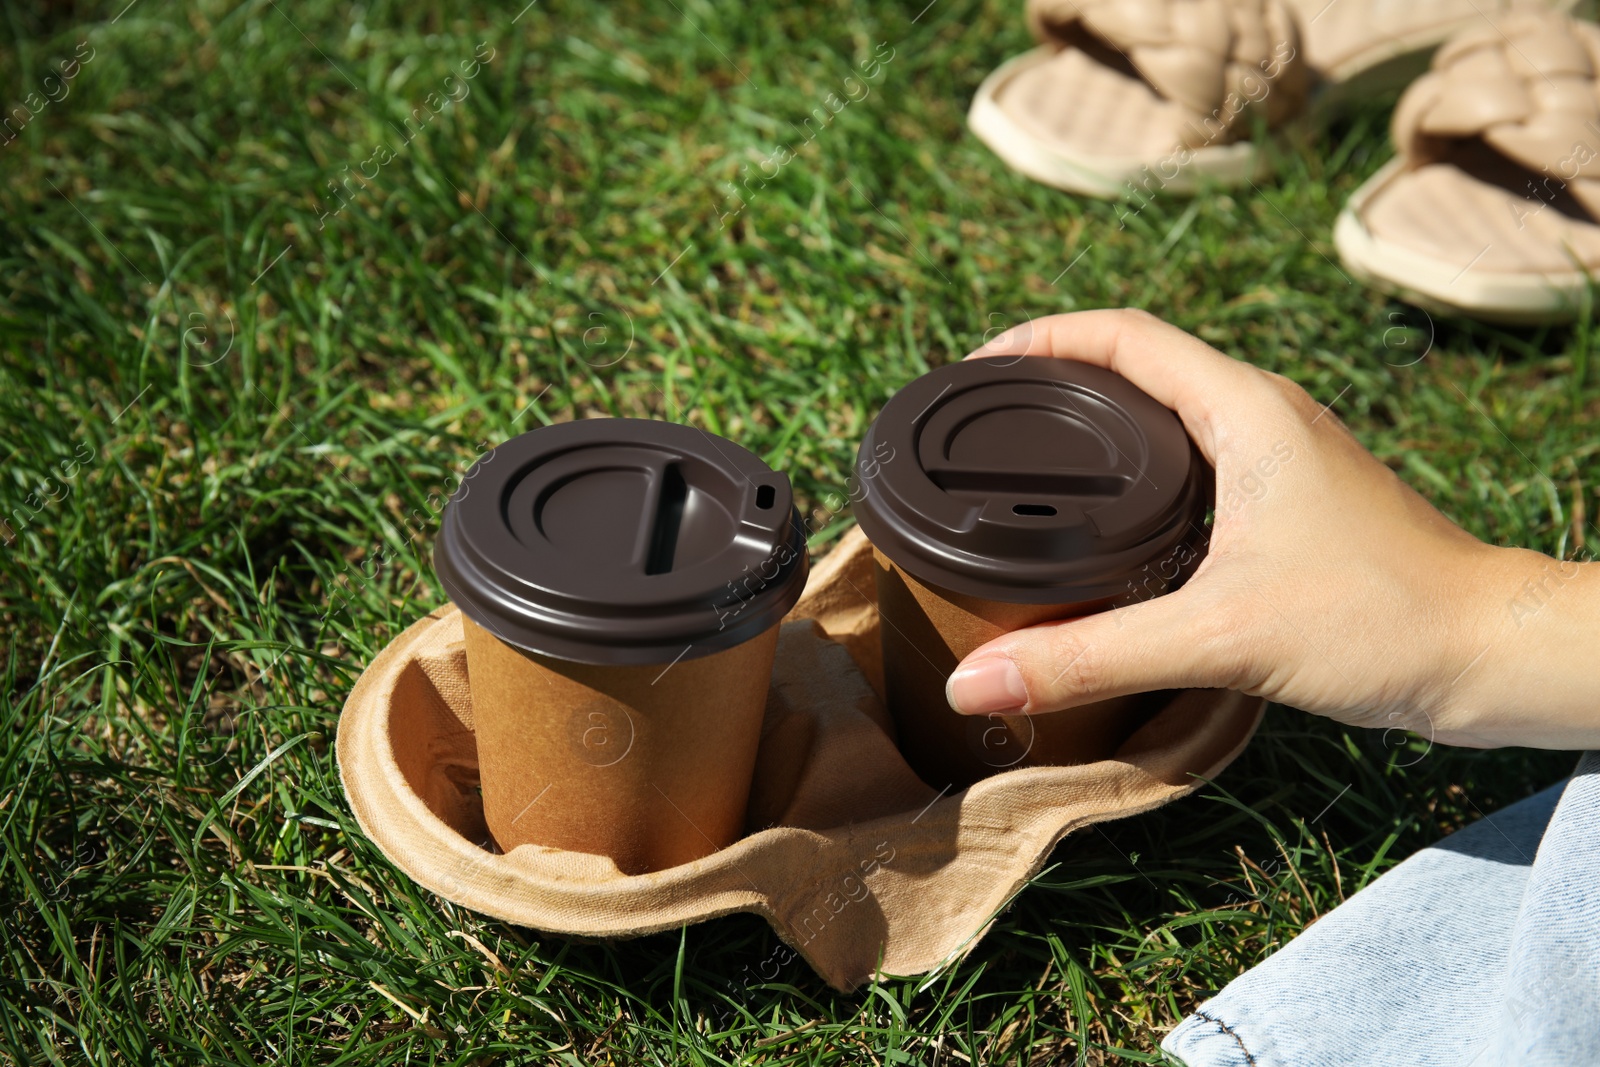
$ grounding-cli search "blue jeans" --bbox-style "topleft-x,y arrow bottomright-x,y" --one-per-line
1163,753 -> 1600,1067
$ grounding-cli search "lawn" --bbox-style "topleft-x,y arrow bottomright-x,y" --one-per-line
0,0 -> 1592,1063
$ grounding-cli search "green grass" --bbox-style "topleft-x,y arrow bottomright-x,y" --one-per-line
0,0 -> 1593,1062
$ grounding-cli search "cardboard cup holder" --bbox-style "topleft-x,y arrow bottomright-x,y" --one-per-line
338,376 -> 1258,989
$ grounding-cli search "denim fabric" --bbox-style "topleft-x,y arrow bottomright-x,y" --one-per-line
1163,753 -> 1599,1067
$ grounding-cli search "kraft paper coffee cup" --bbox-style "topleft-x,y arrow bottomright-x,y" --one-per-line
853,356 -> 1211,789
433,418 -> 809,874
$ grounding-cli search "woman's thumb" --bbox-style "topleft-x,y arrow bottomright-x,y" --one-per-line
945,588 -> 1240,716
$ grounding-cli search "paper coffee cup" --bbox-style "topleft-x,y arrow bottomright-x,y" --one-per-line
853,356 -> 1211,789
434,418 -> 809,874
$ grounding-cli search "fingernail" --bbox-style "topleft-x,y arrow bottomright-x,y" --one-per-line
946,656 -> 1028,715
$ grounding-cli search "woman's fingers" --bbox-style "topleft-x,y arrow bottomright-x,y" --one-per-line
946,583 -> 1249,715
963,309 -> 1269,463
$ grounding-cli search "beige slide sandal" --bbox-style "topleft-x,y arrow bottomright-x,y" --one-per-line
969,0 -> 1591,198
967,0 -> 1311,196
1336,11 -> 1600,324
1287,0 -> 1594,104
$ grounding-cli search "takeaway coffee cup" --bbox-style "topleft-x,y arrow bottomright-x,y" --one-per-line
433,418 -> 809,874
853,356 -> 1211,789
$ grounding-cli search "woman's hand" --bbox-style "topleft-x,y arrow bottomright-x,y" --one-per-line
945,309 -> 1600,750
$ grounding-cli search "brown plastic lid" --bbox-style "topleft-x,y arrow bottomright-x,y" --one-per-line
434,418 -> 809,665
854,357 -> 1210,605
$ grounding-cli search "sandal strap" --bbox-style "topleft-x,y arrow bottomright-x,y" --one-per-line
1025,0 -> 1309,142
1393,10 -> 1600,210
